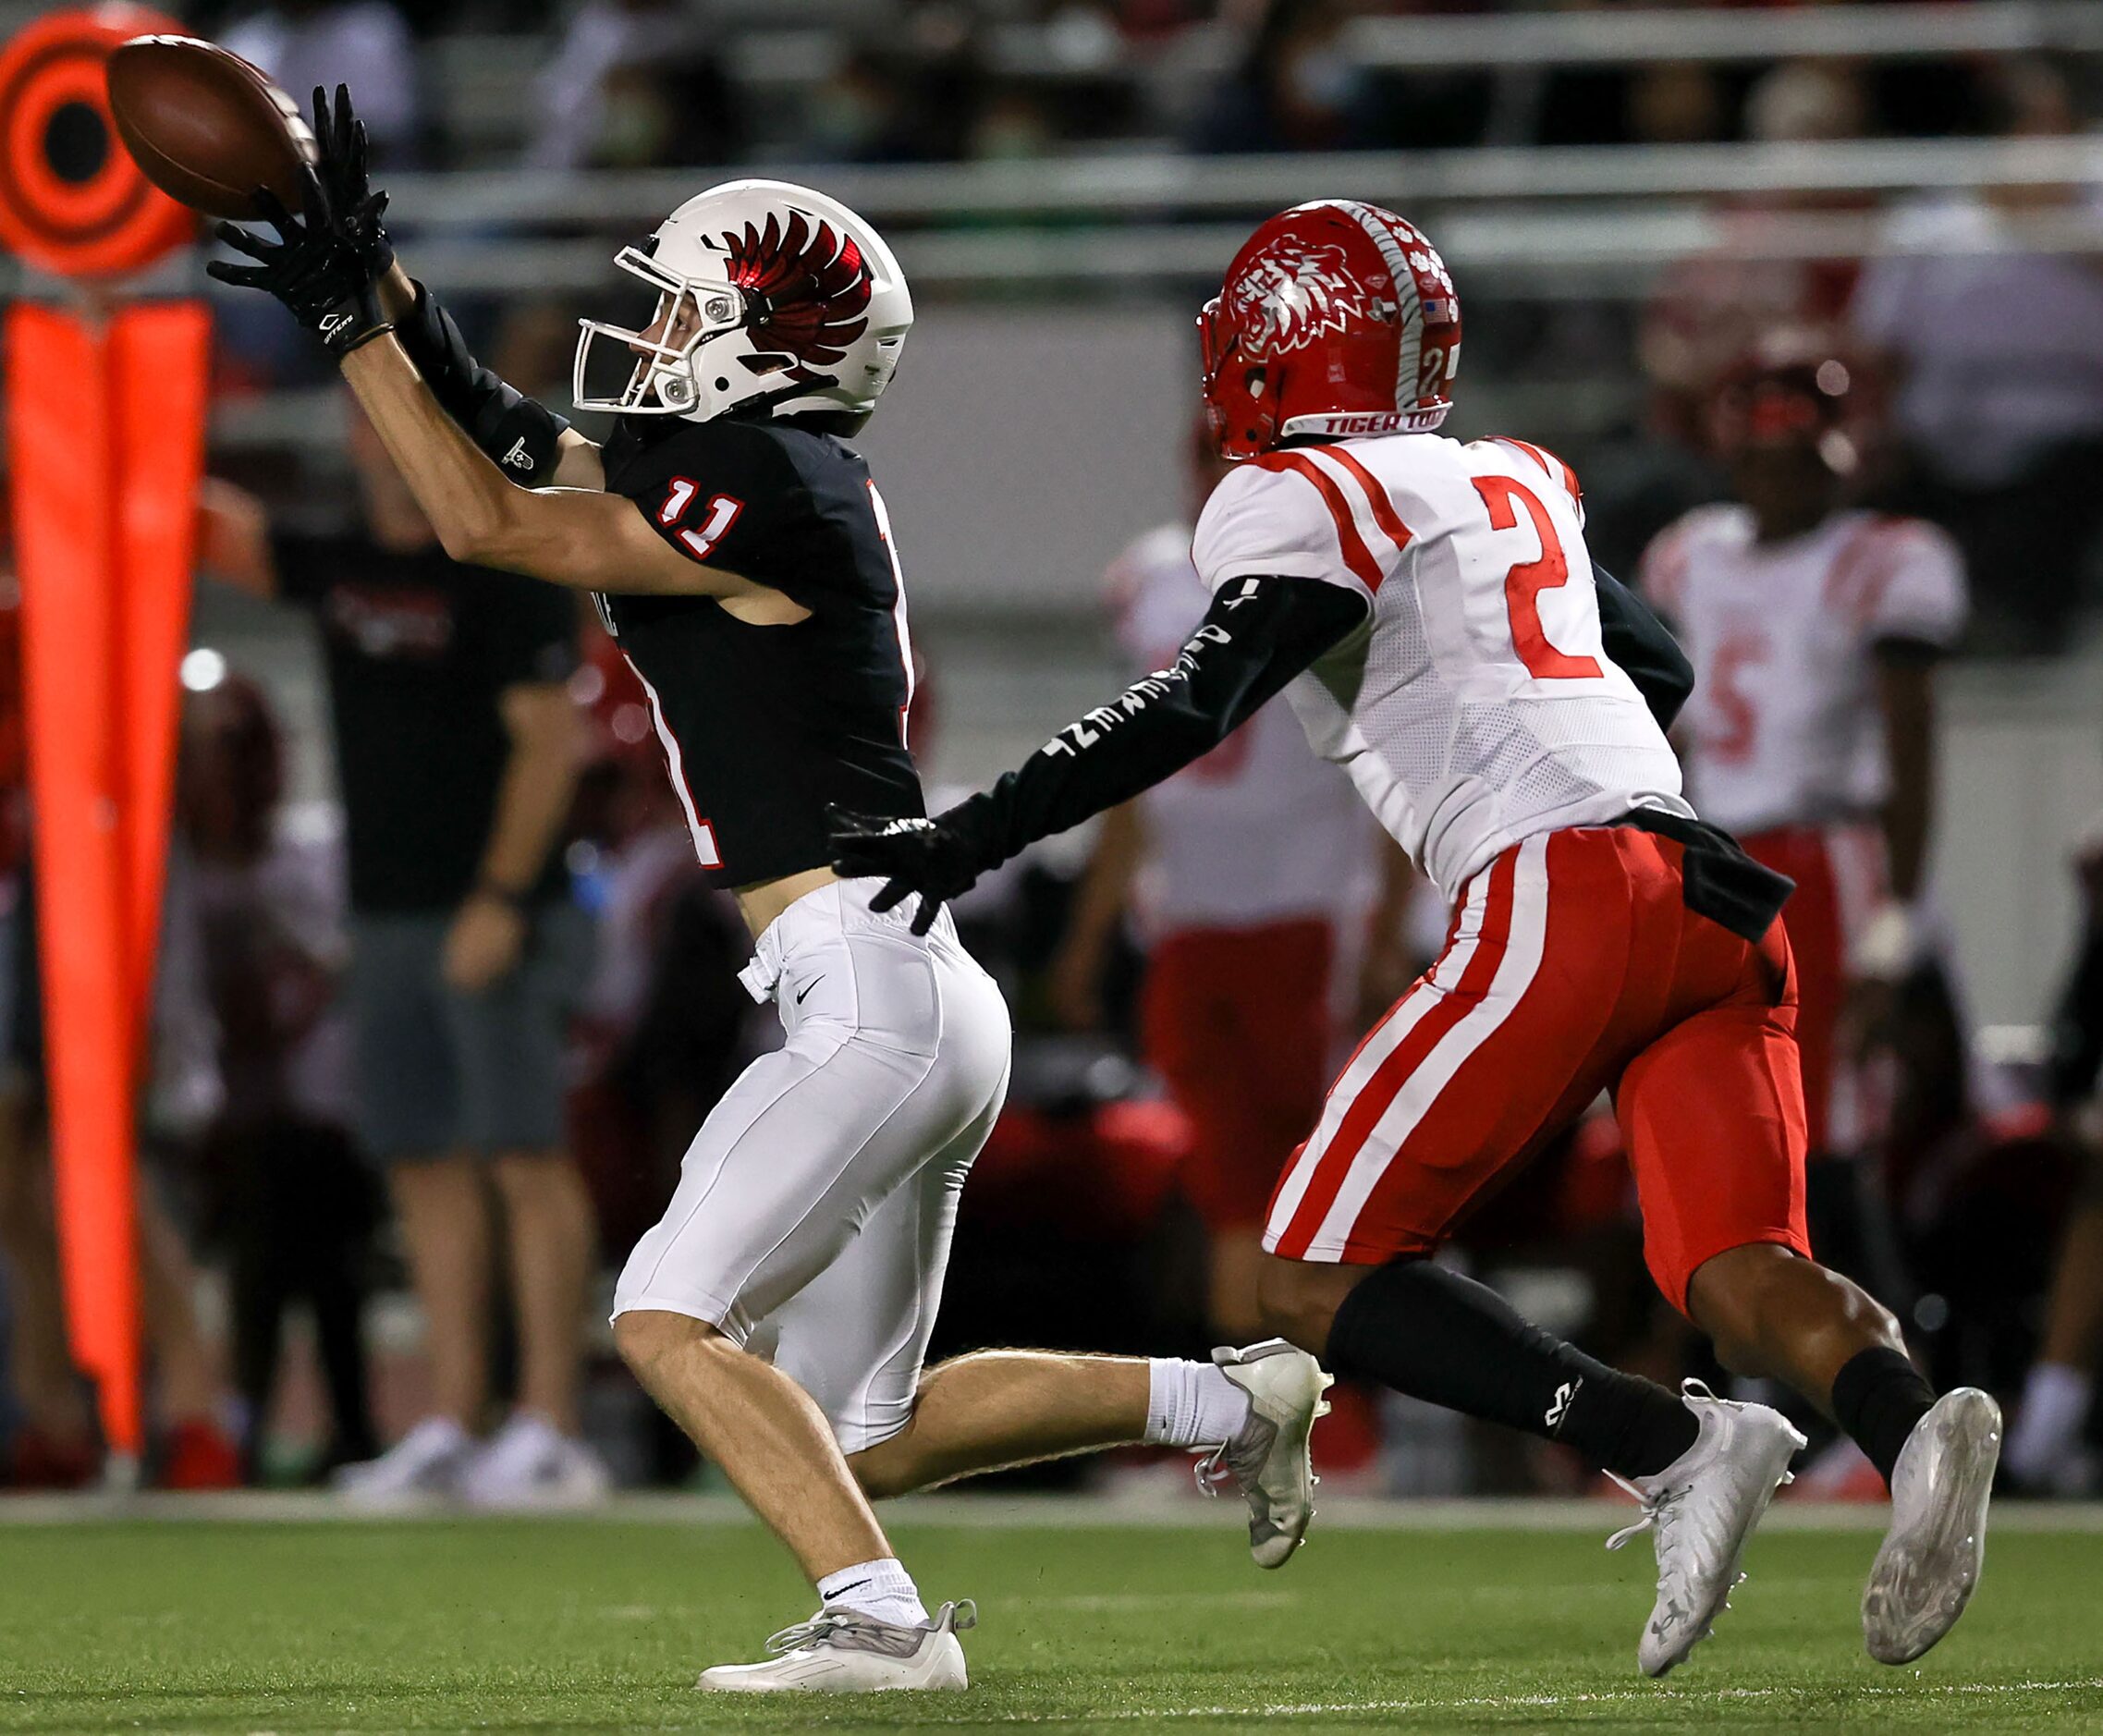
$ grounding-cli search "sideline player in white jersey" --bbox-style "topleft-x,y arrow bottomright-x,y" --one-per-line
835,199 -> 2002,1674
1051,427 -> 1393,1345
1640,337 -> 1966,1164
208,89 -> 1330,1694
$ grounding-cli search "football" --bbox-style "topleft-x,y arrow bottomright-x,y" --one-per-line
105,34 -> 314,221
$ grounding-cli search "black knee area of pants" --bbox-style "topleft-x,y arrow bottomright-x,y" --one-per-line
1325,1258 -> 1699,1479
1830,1345 -> 1936,1485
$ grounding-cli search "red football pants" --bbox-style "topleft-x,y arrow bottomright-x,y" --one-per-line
1143,918 -> 1335,1233
1263,825 -> 1812,1313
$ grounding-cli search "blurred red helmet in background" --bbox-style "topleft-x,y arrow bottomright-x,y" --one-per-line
1198,200 -> 1462,460
1707,327 -> 1871,474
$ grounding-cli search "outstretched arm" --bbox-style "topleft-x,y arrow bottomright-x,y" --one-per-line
337,334 -> 737,595
831,576 -> 1367,932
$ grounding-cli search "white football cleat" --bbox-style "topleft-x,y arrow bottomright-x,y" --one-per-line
697,1600 -> 974,1693
1607,1379 -> 1805,1677
1196,1339 -> 1334,1569
459,1412 -> 611,1510
1863,1387 -> 2000,1665
334,1415 -> 474,1506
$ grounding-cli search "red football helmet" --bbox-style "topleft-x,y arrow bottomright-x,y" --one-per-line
1706,328 -> 1865,474
1199,200 -> 1462,460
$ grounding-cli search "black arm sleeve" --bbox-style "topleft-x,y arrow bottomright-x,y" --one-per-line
953,576 -> 1368,867
396,281 -> 571,483
1596,560 -> 1694,731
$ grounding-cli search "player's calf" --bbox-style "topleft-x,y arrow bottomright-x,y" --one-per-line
1684,1241 -> 1907,1394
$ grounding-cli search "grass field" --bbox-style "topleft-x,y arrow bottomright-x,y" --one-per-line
4,1501 -> 2098,1734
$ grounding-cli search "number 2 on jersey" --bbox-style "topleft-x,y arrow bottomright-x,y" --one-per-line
1471,474 -> 1602,681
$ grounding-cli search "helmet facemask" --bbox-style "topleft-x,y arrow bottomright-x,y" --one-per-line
573,244 -> 750,417
1197,295 -> 1279,460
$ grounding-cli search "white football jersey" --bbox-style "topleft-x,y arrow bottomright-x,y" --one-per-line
1192,434 -> 1690,899
1107,522 -> 1375,934
1639,507 -> 1967,835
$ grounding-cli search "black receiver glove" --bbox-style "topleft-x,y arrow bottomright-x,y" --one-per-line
305,82 -> 568,478
1594,560 -> 1693,732
309,83 -> 395,284
208,170 -> 389,358
832,575 -> 1368,933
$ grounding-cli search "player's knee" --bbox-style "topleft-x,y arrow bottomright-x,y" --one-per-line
844,1434 -> 917,1502
1255,1256 -> 1340,1353
611,1308 -> 722,1386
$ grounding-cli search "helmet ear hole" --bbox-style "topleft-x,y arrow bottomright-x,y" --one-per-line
1245,366 -> 1266,401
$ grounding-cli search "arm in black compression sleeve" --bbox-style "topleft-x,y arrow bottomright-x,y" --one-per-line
953,575 -> 1368,867
394,280 -> 571,483
1595,560 -> 1693,731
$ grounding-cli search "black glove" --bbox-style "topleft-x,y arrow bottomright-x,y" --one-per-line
310,82 -> 394,284
207,169 -> 390,358
827,802 -> 999,936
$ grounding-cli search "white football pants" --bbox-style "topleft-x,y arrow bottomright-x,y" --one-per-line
612,877 -> 1011,1452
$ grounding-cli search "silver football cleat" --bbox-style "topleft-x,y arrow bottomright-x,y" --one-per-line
696,1599 -> 975,1693
1863,1387 -> 2000,1665
1197,1339 -> 1334,1569
1607,1378 -> 1805,1677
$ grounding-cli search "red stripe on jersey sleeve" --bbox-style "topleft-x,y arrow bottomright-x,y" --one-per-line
1487,437 -> 1583,510
1251,451 -> 1386,593
1316,446 -> 1417,561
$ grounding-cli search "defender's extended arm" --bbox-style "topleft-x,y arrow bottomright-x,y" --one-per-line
830,576 -> 1367,932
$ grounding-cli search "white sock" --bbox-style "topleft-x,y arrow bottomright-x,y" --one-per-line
2007,1363 -> 2093,1483
816,1558 -> 928,1629
1144,1359 -> 1253,1449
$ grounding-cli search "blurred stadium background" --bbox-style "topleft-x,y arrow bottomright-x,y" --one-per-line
3,0 -> 2103,1517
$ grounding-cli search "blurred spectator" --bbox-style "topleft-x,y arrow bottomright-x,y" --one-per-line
222,1 -> 422,165
1851,59 -> 2103,653
1642,61 -> 1876,451
180,674 -> 380,1483
526,0 -> 742,171
2003,816 -> 2103,1494
196,401 -> 605,1507
807,45 -> 920,165
1192,0 -> 1371,155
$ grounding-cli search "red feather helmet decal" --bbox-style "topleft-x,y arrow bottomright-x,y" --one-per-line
720,210 -> 873,382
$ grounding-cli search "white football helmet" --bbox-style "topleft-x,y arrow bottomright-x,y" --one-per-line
572,178 -> 912,429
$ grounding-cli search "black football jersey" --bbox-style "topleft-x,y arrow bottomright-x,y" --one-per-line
597,413 -> 923,887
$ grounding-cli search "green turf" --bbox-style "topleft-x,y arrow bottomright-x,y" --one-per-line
2,1517 -> 2097,1733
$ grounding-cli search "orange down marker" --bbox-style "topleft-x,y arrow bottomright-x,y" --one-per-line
1,5 -> 196,1471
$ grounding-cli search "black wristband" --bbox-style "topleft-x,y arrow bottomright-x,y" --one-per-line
472,878 -> 530,910
317,281 -> 393,358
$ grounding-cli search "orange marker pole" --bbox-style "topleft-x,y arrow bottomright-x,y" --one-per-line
111,302 -> 205,1066
0,6 -> 194,1472
5,303 -> 144,1461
